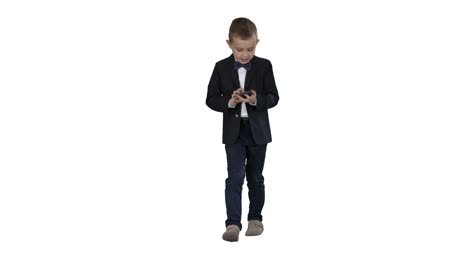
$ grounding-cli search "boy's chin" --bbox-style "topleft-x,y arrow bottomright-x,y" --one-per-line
238,58 -> 251,64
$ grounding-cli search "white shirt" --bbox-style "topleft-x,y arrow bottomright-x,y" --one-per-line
228,59 -> 256,117
238,67 -> 249,118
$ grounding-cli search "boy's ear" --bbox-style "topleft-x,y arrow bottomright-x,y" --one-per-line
257,39 -> 260,44
226,39 -> 232,48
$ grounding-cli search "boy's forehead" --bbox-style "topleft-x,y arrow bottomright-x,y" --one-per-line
230,35 -> 258,47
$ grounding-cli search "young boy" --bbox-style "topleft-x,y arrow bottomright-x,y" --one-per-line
206,17 -> 280,242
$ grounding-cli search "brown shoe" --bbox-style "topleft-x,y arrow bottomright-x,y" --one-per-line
245,220 -> 263,236
222,225 -> 240,242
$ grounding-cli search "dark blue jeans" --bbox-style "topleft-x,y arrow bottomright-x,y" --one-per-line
224,120 -> 267,230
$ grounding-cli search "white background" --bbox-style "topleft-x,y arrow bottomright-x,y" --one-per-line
1,0 -> 467,263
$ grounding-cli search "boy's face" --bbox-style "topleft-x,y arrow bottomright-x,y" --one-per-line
226,34 -> 259,64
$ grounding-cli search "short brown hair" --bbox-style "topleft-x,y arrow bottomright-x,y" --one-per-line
229,17 -> 258,41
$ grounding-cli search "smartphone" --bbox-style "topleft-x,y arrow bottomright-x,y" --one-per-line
239,91 -> 253,98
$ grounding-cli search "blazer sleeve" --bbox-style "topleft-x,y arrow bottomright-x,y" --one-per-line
254,60 -> 280,112
206,64 -> 232,113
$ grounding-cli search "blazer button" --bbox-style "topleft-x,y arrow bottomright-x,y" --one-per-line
235,114 -> 239,118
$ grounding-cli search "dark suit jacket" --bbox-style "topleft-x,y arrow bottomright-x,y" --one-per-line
206,54 -> 280,144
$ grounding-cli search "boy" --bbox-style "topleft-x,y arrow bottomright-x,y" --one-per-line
206,17 -> 280,242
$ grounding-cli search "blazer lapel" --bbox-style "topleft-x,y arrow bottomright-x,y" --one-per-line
226,54 -> 241,89
244,56 -> 257,91
232,69 -> 241,89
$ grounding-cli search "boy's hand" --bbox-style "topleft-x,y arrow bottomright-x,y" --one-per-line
229,88 -> 244,107
238,90 -> 257,105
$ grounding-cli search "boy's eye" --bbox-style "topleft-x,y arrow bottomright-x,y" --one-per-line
248,49 -> 254,51
237,49 -> 243,52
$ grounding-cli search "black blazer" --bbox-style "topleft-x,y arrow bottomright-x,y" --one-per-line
206,55 -> 280,144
